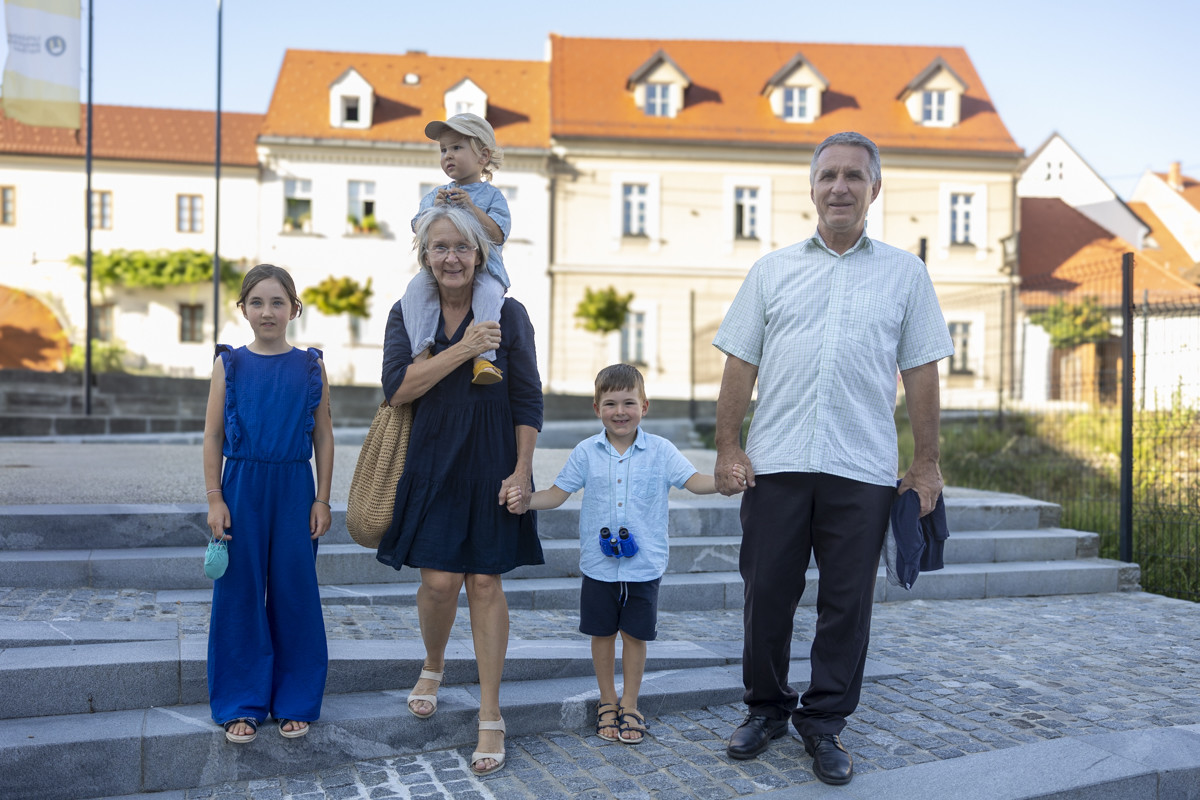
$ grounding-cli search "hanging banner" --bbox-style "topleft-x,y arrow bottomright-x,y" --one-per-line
2,0 -> 81,128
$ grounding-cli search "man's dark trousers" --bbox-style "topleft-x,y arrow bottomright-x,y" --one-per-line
739,471 -> 893,736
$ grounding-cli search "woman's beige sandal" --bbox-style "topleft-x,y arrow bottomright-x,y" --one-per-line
470,717 -> 506,776
618,707 -> 647,744
277,718 -> 309,738
596,701 -> 621,741
406,668 -> 443,719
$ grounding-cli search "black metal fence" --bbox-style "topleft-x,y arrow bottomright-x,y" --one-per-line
927,253 -> 1200,601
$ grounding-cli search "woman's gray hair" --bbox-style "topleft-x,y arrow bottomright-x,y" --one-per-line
810,132 -> 881,186
412,204 -> 492,273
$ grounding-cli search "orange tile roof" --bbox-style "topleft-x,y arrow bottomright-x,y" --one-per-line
549,35 -> 1021,154
0,105 -> 262,166
1127,201 -> 1198,280
261,50 -> 549,149
1019,197 -> 1200,307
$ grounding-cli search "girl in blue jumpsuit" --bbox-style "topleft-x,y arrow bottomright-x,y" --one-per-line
202,264 -> 334,743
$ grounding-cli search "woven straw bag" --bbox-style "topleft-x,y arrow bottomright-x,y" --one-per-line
346,400 -> 413,548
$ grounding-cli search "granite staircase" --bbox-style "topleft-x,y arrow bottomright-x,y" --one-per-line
0,490 -> 1138,799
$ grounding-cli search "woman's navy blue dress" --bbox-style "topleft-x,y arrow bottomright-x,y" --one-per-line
208,345 -> 328,725
377,296 -> 543,573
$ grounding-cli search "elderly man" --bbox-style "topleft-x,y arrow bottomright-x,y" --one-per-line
712,131 -> 953,786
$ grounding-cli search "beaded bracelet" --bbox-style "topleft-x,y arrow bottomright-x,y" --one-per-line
206,489 -> 222,496
313,499 -> 331,507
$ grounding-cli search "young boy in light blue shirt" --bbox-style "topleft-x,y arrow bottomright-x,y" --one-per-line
506,364 -> 743,744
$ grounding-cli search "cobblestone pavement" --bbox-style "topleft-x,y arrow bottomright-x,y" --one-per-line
4,589 -> 1198,799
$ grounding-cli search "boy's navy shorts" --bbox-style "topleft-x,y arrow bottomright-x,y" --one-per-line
579,575 -> 661,642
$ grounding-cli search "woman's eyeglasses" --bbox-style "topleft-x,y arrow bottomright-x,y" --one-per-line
429,244 -> 478,259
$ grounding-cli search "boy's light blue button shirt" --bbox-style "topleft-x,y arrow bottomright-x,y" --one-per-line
554,427 -> 698,583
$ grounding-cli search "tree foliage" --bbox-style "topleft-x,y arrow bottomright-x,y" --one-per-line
69,249 -> 242,293
64,340 -> 126,373
1029,297 -> 1112,349
301,275 -> 374,318
574,286 -> 634,335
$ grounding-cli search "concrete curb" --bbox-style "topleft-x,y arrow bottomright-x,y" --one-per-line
757,724 -> 1200,799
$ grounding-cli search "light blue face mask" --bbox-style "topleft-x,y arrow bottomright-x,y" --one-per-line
204,536 -> 228,580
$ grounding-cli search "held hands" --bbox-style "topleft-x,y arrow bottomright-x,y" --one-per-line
462,321 -> 502,357
504,485 -> 528,515
498,472 -> 531,514
715,449 -> 755,496
435,187 -> 477,211
310,500 -> 332,540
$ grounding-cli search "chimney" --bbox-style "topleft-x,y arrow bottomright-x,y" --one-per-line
1168,161 -> 1184,191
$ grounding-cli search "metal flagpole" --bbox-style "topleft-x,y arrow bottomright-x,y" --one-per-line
83,0 -> 94,414
211,0 -> 223,350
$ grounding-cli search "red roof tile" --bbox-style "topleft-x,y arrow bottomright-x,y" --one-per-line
1019,197 -> 1200,307
549,35 -> 1021,154
261,50 -> 550,150
0,105 -> 262,166
1127,201 -> 1198,281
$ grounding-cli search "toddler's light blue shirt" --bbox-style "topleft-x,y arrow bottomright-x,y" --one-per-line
554,427 -> 698,583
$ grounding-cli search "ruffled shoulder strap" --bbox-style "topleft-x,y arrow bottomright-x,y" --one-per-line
215,344 -> 241,451
303,347 -> 324,438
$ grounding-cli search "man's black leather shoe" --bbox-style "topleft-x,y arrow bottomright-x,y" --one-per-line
727,714 -> 788,760
802,733 -> 853,785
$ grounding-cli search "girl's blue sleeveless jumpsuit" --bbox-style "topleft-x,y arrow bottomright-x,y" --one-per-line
207,345 -> 328,725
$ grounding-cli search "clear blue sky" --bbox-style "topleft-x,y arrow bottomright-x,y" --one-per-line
3,0 -> 1197,198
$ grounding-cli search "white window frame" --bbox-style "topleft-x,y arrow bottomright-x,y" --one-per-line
938,183 -> 988,258
782,86 -> 809,122
176,194 -> 203,233
734,186 -> 759,240
285,178 -> 313,231
609,300 -> 658,370
610,173 -> 661,251
348,180 -> 376,224
922,90 -> 946,124
0,186 -> 14,225
946,312 -> 985,379
91,190 -> 112,230
644,83 -> 671,117
721,176 -> 773,254
950,192 -> 973,245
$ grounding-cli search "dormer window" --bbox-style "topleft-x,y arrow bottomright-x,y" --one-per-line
328,68 -> 374,130
922,90 -> 946,124
645,83 -> 671,117
782,87 -> 808,121
627,50 -> 690,119
444,78 -> 487,121
762,52 -> 828,124
899,56 -> 967,128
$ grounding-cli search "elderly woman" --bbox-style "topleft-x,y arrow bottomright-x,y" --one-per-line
377,204 -> 542,777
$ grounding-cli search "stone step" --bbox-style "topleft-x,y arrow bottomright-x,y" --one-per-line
82,558 -> 1135,614
0,528 -> 1100,591
0,491 -> 1061,551
0,656 -> 904,800
0,636 -> 742,720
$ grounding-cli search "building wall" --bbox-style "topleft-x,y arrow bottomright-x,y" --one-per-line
1017,135 -> 1147,247
258,142 -> 552,387
0,154 -> 260,377
549,143 -> 1020,401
